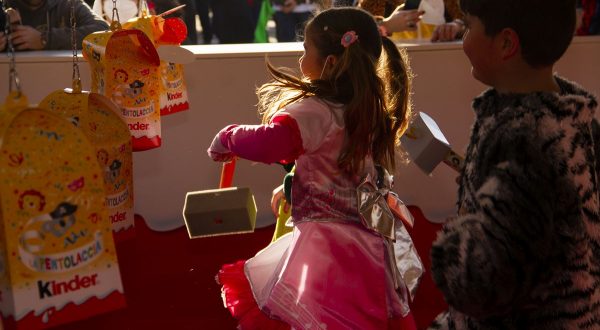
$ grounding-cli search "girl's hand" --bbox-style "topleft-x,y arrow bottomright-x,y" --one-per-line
11,25 -> 44,50
271,184 -> 291,216
381,8 -> 425,33
207,133 -> 234,162
271,184 -> 285,215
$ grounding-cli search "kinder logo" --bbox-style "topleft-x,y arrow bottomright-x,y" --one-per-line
128,121 -> 150,131
38,273 -> 98,299
110,211 -> 128,224
167,91 -> 183,101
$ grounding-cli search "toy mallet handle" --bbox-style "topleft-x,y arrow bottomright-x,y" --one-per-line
443,149 -> 465,173
219,158 -> 237,188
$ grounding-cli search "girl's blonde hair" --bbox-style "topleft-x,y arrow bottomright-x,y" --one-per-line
257,7 -> 412,175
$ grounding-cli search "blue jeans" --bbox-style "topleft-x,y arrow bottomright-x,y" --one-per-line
273,11 -> 312,42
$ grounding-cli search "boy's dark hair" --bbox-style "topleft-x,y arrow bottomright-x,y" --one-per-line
460,0 -> 576,67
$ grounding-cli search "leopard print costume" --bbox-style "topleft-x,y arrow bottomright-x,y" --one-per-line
358,0 -> 402,16
430,76 -> 600,329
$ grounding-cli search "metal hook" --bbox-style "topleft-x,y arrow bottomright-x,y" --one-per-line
110,0 -> 121,29
70,0 -> 82,93
3,2 -> 21,97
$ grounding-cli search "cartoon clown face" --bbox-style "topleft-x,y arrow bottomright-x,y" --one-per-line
114,69 -> 129,84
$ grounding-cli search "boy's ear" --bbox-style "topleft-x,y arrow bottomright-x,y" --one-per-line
499,28 -> 520,61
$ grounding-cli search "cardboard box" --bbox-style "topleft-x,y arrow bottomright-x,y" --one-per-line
401,112 -> 452,175
183,187 -> 257,238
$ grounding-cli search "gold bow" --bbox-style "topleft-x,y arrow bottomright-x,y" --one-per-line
356,172 -> 396,240
356,169 -> 424,303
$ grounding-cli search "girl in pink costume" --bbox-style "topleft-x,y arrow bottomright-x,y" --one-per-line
209,7 -> 421,329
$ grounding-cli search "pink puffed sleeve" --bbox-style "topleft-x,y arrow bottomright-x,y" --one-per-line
218,114 -> 304,164
275,97 -> 338,153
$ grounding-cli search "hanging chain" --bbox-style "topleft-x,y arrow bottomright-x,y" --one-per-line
4,2 -> 21,97
110,0 -> 121,30
70,0 -> 81,92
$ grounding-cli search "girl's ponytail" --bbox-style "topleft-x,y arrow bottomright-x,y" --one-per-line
254,8 -> 412,175
378,36 -> 413,171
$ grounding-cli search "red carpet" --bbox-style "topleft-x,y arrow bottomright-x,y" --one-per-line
19,207 -> 447,330
55,215 -> 272,330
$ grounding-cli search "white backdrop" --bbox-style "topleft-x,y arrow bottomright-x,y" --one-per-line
2,37 -> 599,230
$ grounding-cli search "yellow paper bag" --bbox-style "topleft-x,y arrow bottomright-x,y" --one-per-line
83,28 -> 161,151
123,14 -> 190,115
0,93 -> 125,329
39,91 -> 135,240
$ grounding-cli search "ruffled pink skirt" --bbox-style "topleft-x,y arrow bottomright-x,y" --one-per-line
218,221 -> 418,330
217,260 -> 290,330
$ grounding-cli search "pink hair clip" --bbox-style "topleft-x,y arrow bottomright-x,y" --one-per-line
341,31 -> 358,48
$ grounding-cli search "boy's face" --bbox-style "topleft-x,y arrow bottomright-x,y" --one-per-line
462,15 -> 501,86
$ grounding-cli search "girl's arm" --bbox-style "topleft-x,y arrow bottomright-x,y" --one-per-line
208,114 -> 304,164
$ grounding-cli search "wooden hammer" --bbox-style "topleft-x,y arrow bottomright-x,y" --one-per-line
182,158 -> 257,238
400,112 -> 464,175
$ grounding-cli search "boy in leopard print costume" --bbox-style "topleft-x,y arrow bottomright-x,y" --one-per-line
429,0 -> 600,328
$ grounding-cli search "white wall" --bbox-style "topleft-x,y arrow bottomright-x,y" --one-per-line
2,37 -> 599,230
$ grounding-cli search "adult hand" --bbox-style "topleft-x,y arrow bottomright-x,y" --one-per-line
11,25 -> 44,50
282,0 -> 297,14
6,7 -> 22,26
381,7 -> 425,33
431,20 -> 464,42
0,32 -> 6,52
1,7 -> 21,52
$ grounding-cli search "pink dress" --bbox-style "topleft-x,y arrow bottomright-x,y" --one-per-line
215,97 -> 422,330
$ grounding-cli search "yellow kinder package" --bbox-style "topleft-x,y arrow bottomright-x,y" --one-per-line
83,28 -> 161,151
39,91 -> 135,240
0,92 -> 125,329
392,0 -> 445,41
123,10 -> 191,115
